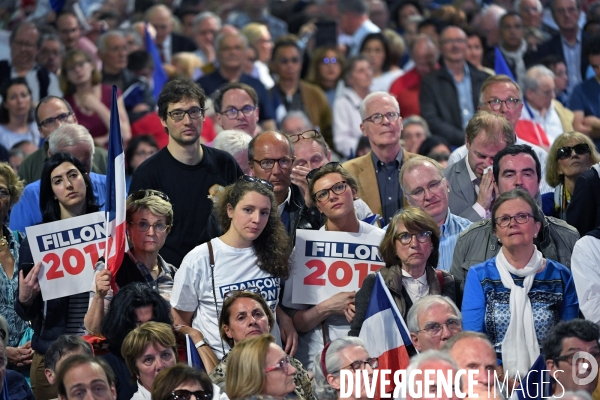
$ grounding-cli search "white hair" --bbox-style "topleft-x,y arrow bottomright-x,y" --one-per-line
213,129 -> 252,157
514,0 -> 543,12
523,65 -> 555,93
359,92 -> 400,120
406,295 -> 461,333
48,124 -> 95,157
193,11 -> 222,31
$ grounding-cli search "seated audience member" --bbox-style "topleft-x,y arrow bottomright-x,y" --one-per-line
98,283 -> 173,400
152,364 -> 214,400
0,78 -> 40,151
567,160 -> 600,236
192,12 -> 221,65
145,5 -> 197,64
400,156 -> 472,271
213,130 -> 253,175
444,111 -> 515,222
569,36 -> 600,142
124,135 -> 158,190
332,55 -> 373,159
241,23 -> 275,90
451,145 -> 580,288
418,137 -> 452,167
209,291 -> 313,400
571,224 -> 600,323
405,351 -> 460,400
171,53 -> 203,80
465,29 -> 495,76
0,316 -> 34,400
55,355 -> 116,400
44,335 -> 93,389
407,296 -> 462,352
462,189 -> 579,379
542,56 -> 569,106
401,116 -> 430,154
305,46 -> 345,109
543,132 -> 599,218
350,207 -> 456,335
543,320 -> 600,397
10,124 -> 107,233
225,334 -> 307,400
281,111 -> 313,137
360,32 -> 404,92
212,83 -> 260,137
311,337 -> 377,400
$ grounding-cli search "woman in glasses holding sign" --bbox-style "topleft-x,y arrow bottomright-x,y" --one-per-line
349,207 -> 457,336
16,152 -> 99,400
171,177 -> 292,361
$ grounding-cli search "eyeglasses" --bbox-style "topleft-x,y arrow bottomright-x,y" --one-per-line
0,189 -> 10,199
128,189 -> 170,203
494,212 -> 534,228
277,57 -> 300,64
362,111 -> 400,125
395,231 -> 432,245
168,389 -> 213,400
129,221 -> 170,233
485,98 -> 521,111
223,287 -> 261,300
167,107 -> 206,121
554,352 -> 600,364
407,179 -> 445,199
252,157 -> 294,170
314,181 -> 347,203
322,57 -> 337,64
266,356 -> 292,373
306,161 -> 342,181
417,319 -> 462,336
440,38 -> 467,45
556,143 -> 590,160
39,112 -> 73,129
240,175 -> 274,190
288,129 -> 320,143
337,358 -> 379,372
219,105 -> 257,120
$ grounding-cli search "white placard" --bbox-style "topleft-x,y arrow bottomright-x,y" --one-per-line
290,229 -> 385,305
25,211 -> 106,301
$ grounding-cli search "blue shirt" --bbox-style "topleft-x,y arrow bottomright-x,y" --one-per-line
348,19 -> 381,56
438,210 -> 472,271
448,63 -> 474,130
371,150 -> 403,223
9,172 -> 107,233
562,31 -> 583,94
568,76 -> 600,117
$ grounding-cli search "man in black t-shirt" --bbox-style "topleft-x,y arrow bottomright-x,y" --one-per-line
129,78 -> 242,267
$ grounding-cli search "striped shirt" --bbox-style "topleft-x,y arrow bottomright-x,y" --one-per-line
438,210 -> 472,271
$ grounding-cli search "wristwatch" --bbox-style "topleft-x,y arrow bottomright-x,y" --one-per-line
195,338 -> 209,348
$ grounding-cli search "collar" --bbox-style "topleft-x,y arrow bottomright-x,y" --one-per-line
444,61 -> 469,81
465,156 -> 478,183
440,209 -> 452,234
277,187 -> 292,216
561,30 -> 582,45
371,148 -> 403,168
401,268 -> 428,284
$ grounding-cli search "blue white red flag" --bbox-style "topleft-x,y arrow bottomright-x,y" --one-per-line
186,335 -> 206,371
515,354 -> 551,400
105,86 -> 127,289
494,47 -> 517,81
144,23 -> 168,101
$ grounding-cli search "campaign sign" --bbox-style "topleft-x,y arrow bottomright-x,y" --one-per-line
26,211 -> 106,301
291,229 -> 385,305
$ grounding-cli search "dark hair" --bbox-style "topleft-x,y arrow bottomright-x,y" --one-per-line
219,291 -> 275,348
500,11 -> 522,27
101,282 -> 173,355
216,179 -> 291,279
39,152 -> 99,223
307,163 -> 360,203
44,335 -> 93,372
35,96 -> 74,126
490,188 -> 544,234
418,17 -> 447,34
128,50 -> 154,73
492,144 -> 542,185
392,1 -> 424,26
540,54 -> 567,70
212,82 -> 259,114
272,35 -> 301,62
305,46 -> 346,89
586,33 -> 600,56
0,77 -> 34,124
359,32 -> 391,72
542,319 -> 600,361
125,135 -> 158,175
157,78 -> 206,121
9,21 -> 40,47
56,354 -> 115,397
338,0 -> 369,14
418,136 -> 450,156
151,364 -> 213,400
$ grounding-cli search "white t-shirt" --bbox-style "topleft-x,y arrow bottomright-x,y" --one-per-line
171,238 -> 281,359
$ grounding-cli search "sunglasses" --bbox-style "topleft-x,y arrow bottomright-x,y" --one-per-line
223,287 -> 261,300
240,175 -> 274,191
167,389 -> 212,400
556,143 -> 590,160
128,189 -> 170,203
306,162 -> 342,181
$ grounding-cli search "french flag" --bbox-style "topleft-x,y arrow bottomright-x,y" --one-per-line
514,355 -> 551,400
359,272 -> 414,397
145,23 -> 168,102
105,86 -> 127,288
185,335 -> 206,371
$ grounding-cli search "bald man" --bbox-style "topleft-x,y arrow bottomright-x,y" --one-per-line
145,5 -> 196,64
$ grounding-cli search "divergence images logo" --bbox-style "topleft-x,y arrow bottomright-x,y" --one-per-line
572,351 -> 599,386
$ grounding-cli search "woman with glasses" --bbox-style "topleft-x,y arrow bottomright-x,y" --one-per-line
306,47 -> 346,109
210,290 -> 314,400
152,364 -> 214,400
312,337 -> 376,400
349,207 -> 456,336
226,334 -> 297,400
60,50 -> 131,147
171,177 -> 292,360
462,189 -> 578,381
0,77 -> 40,151
543,131 -> 599,219
333,55 -> 373,159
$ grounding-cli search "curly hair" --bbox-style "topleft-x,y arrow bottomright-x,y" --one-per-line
216,179 -> 291,279
0,162 -> 24,208
545,131 -> 600,188
379,206 -> 440,269
157,77 -> 206,121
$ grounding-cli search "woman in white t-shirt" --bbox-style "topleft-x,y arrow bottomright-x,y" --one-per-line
171,177 -> 292,360
0,77 -> 40,150
283,162 -> 384,370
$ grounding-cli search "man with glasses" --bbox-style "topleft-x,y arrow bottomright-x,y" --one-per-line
407,296 -> 462,352
343,92 -> 416,224
451,144 -> 579,288
420,26 -> 490,146
130,78 -> 242,268
17,96 -> 108,184
543,319 -> 600,396
400,156 -> 472,271
212,82 -> 260,136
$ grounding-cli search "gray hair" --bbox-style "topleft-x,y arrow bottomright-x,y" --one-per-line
97,30 -> 125,53
403,115 -> 431,137
410,33 -> 438,56
514,0 -> 543,12
193,11 -> 222,31
443,331 -> 490,353
121,28 -> 143,48
215,31 -> 248,53
523,65 -> 555,93
338,0 -> 369,14
213,129 -> 252,158
406,295 -> 461,333
35,96 -> 74,126
312,337 -> 366,400
359,92 -> 400,120
48,124 -> 95,157
562,392 -> 593,400
281,110 -> 312,131
40,33 -> 65,54
405,350 -> 459,390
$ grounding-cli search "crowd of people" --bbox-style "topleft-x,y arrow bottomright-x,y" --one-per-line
2,0 -> 600,398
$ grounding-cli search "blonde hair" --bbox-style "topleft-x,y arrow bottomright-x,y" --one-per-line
242,23 -> 269,46
172,52 -> 203,79
465,111 -> 515,146
546,131 -> 600,187
0,162 -> 24,207
126,191 -> 174,226
225,334 -> 273,399
60,50 -> 102,96
121,322 -> 177,381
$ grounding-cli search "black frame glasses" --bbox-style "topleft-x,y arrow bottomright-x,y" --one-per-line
219,105 -> 257,120
306,162 -> 342,181
314,181 -> 347,203
166,107 -> 206,121
167,389 -> 213,400
395,231 -> 432,245
288,129 -> 320,143
556,143 -> 590,160
494,212 -> 534,228
362,111 -> 400,125
240,175 -> 274,190
485,98 -> 521,111
39,112 -> 73,129
128,189 -> 171,203
252,157 -> 295,171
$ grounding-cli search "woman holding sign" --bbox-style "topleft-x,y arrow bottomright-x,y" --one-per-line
282,162 -> 384,370
16,152 -> 100,400
349,207 -> 457,336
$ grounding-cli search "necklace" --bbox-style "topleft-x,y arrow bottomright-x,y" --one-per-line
0,236 -> 7,252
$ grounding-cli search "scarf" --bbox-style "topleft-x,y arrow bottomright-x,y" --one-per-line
501,39 -> 528,89
496,246 -> 543,378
